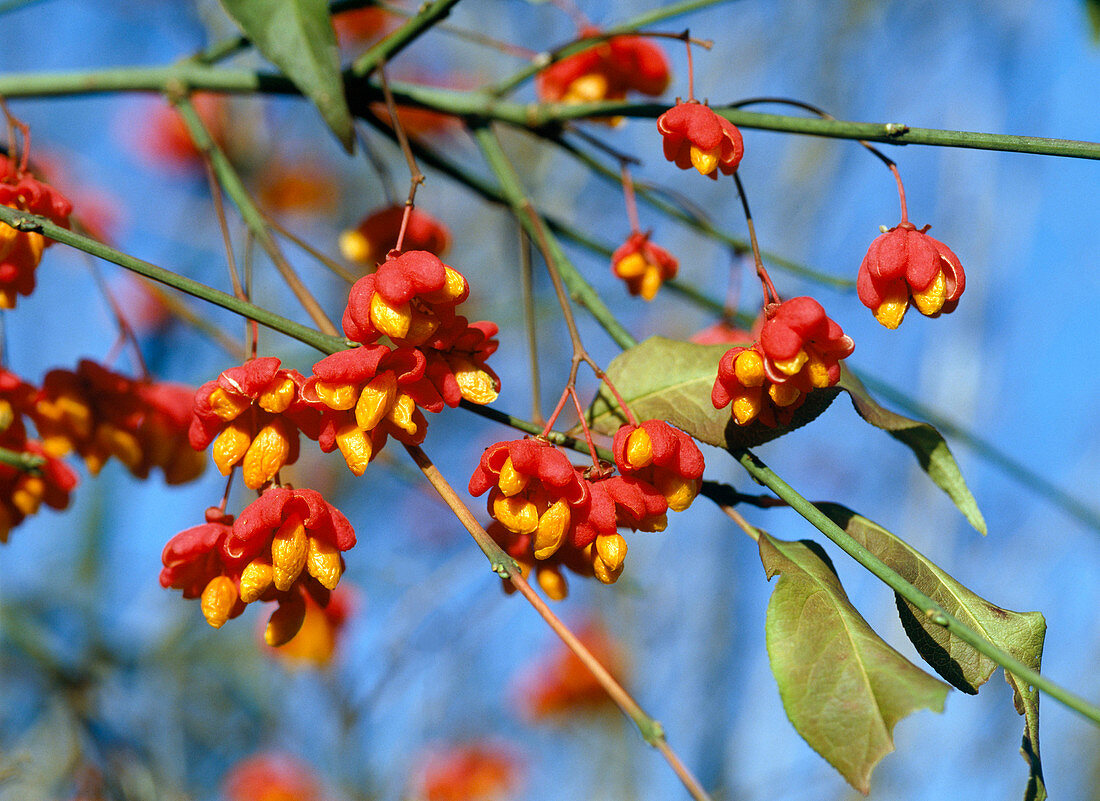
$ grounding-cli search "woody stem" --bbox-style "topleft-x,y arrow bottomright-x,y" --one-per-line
595,367 -> 638,427
720,501 -> 761,542
378,63 -> 425,252
402,442 -> 713,801
217,471 -> 234,514
731,172 -> 780,307
540,385 -> 573,438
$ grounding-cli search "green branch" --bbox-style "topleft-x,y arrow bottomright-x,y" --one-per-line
733,446 -> 1100,728
171,94 -> 338,337
0,446 -> 44,474
2,67 -> 1099,160
348,0 -> 462,78
470,121 -> 637,350
0,205 -> 347,355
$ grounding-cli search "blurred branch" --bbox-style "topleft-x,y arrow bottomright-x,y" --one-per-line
349,0 -> 462,78
486,0 -> 741,96
0,446 -> 44,473
171,94 -> 339,337
471,121 -> 637,350
0,204 -> 347,355
853,370 -> 1100,533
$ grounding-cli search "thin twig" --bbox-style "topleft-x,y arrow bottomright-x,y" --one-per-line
81,251 -> 150,379
518,228 -> 544,426
404,442 -> 713,801
261,210 -> 359,284
201,158 -> 245,301
731,172 -> 779,308
621,163 -> 642,234
243,229 -> 258,357
720,502 -> 761,542
377,63 -> 425,252
171,92 -> 339,337
0,204 -> 347,356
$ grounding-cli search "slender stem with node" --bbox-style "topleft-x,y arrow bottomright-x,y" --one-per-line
403,442 -> 713,801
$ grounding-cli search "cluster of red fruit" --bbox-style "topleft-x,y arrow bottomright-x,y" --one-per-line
643,72 -> 965,425
545,27 -> 965,425
0,360 -> 203,541
161,248 -> 499,641
536,26 -> 670,108
470,420 -> 704,600
0,155 -> 72,308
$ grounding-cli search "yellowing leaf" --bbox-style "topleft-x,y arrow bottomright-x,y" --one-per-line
760,533 -> 949,794
818,504 -> 1046,801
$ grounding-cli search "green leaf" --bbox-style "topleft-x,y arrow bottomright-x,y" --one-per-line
759,533 -> 949,794
837,368 -> 986,535
586,339 -> 986,535
585,336 -> 839,448
817,504 -> 1047,801
1087,0 -> 1100,42
218,0 -> 354,150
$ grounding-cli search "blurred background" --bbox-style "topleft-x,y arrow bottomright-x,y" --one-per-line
1,0 -> 1099,799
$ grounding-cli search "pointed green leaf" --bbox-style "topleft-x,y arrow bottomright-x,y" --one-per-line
218,0 -> 354,150
837,368 -> 986,535
817,504 -> 1046,801
760,533 -> 949,794
585,336 -> 839,448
